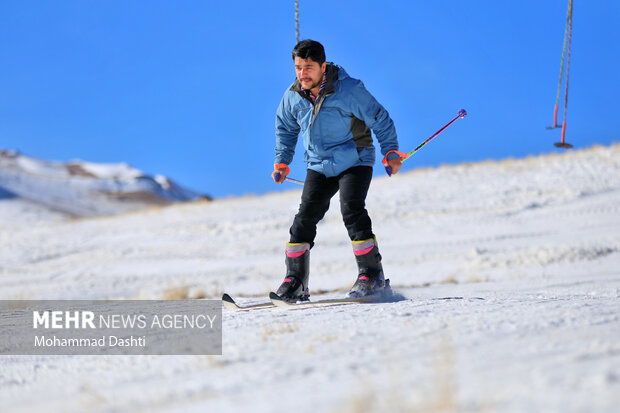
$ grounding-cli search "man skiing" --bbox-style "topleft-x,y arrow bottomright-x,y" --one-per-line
272,39 -> 403,301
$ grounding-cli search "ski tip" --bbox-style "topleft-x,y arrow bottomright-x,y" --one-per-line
269,291 -> 293,307
221,293 -> 240,309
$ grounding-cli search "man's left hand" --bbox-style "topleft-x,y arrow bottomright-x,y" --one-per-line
387,158 -> 402,175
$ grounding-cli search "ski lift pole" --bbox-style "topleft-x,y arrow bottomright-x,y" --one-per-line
554,0 -> 574,149
385,109 -> 467,176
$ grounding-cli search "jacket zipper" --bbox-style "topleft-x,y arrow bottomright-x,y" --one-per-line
310,91 -> 334,134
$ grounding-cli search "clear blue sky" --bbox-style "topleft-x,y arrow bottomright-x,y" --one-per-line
1,1 -> 619,198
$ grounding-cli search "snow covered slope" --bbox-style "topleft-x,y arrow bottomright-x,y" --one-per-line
1,144 -> 619,412
0,149 -> 208,216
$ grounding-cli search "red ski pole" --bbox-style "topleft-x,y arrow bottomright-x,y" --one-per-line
385,108 -> 467,176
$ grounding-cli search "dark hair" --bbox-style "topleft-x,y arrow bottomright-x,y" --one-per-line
292,39 -> 326,65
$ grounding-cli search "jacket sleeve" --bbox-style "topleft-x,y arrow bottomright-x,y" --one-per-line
348,80 -> 399,156
274,93 -> 300,165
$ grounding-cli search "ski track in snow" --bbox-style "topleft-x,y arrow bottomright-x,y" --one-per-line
1,144 -> 619,412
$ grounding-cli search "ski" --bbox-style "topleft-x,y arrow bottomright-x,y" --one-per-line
221,293 -> 274,311
223,279 -> 393,311
268,291 -> 389,308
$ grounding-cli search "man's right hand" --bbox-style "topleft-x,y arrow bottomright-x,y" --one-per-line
272,163 -> 290,184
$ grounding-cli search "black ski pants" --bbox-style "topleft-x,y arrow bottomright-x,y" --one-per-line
289,166 -> 374,247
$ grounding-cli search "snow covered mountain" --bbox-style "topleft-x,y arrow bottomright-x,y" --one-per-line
0,149 -> 209,216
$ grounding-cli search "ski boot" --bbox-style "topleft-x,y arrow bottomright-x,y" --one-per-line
348,237 -> 391,298
276,242 -> 310,302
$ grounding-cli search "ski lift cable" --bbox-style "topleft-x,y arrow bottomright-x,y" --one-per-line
549,0 -> 572,130
295,0 -> 300,43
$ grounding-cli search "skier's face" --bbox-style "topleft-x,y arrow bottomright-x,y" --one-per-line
294,57 -> 326,91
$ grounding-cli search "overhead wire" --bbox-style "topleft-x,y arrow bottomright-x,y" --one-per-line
295,0 -> 300,43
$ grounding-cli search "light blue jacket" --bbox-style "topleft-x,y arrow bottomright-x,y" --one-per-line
275,63 -> 399,177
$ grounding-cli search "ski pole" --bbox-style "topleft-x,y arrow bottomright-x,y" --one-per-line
385,108 -> 467,176
273,174 -> 304,185
275,108 -> 468,184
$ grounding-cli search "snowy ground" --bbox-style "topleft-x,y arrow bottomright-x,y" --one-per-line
1,144 -> 619,412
